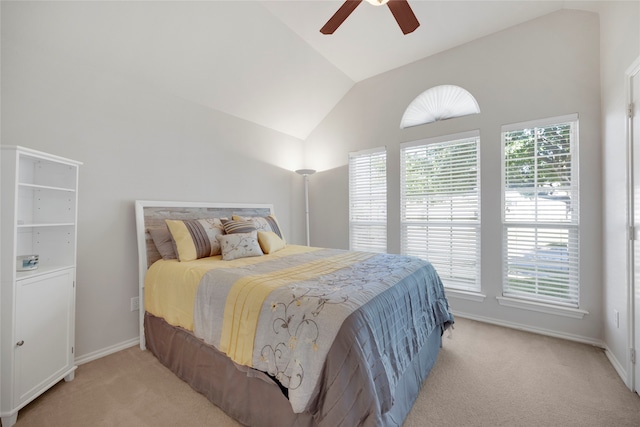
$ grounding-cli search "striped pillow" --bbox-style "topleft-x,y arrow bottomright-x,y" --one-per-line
232,214 -> 285,241
165,218 -> 225,262
221,219 -> 257,235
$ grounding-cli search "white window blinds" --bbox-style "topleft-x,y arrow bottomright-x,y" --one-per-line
349,147 -> 387,253
502,114 -> 579,307
400,132 -> 481,292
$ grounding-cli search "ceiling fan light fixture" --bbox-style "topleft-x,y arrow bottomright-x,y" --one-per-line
365,0 -> 390,6
321,0 -> 418,35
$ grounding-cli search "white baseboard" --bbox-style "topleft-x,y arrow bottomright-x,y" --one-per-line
452,310 -> 605,348
603,345 -> 632,390
74,337 -> 140,366
73,315 -> 634,394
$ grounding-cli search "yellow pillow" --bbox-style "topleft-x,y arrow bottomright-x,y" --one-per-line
257,231 -> 286,254
165,218 -> 224,262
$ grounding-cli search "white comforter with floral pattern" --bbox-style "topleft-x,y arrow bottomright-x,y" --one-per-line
193,246 -> 453,414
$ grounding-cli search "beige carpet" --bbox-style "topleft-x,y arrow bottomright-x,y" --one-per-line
12,318 -> 640,427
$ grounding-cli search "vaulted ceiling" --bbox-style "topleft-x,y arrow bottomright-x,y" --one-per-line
2,1 -> 603,139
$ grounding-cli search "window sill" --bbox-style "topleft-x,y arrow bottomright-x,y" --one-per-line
445,289 -> 486,302
496,296 -> 588,319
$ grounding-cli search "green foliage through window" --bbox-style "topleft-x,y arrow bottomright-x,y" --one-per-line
502,116 -> 579,307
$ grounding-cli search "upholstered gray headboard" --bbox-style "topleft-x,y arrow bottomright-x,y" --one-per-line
134,200 -> 274,349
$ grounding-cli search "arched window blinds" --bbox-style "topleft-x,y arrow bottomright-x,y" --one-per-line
400,85 -> 480,129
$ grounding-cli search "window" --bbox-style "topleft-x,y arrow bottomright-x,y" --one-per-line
400,85 -> 480,129
400,131 -> 481,292
502,114 -> 579,307
349,147 -> 387,252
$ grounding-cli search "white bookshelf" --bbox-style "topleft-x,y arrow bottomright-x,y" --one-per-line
1,146 -> 82,427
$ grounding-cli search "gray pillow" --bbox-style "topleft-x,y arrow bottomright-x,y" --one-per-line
148,226 -> 177,260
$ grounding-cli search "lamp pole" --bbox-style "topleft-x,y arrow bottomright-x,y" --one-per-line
295,169 -> 316,246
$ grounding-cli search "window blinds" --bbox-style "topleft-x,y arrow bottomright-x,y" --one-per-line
349,147 -> 387,253
502,114 -> 579,307
400,132 -> 481,292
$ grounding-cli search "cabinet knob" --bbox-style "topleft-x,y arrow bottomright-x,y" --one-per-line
16,340 -> 24,347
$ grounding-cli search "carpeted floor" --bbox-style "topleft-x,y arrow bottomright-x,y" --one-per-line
11,317 -> 640,426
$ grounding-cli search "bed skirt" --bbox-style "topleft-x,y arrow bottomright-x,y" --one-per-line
144,312 -> 442,427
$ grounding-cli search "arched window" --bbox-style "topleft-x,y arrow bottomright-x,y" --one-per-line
400,85 -> 480,129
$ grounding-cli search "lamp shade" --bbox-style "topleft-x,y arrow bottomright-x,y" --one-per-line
296,169 -> 316,176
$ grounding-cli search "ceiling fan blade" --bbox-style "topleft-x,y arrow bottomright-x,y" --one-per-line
387,0 -> 420,34
320,0 -> 363,34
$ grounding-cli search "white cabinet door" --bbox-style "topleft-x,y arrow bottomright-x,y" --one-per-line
14,268 -> 74,406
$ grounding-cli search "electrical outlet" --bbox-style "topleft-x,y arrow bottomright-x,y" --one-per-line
614,309 -> 619,328
131,296 -> 139,312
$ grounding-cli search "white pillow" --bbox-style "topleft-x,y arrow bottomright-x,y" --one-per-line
216,231 -> 264,261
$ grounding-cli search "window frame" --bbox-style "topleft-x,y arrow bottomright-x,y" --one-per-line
348,146 -> 387,253
501,114 -> 580,309
400,130 -> 482,293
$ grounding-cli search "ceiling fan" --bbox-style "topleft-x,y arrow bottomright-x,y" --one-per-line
320,0 -> 420,35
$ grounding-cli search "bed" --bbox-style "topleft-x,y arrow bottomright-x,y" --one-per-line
135,200 -> 453,427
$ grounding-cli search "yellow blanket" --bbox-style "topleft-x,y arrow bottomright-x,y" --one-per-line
144,245 -> 319,330
220,251 -> 375,365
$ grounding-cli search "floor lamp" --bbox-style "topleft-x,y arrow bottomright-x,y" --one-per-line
295,169 -> 316,246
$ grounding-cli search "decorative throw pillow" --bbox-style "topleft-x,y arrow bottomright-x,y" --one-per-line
216,231 -> 264,261
221,219 -> 257,235
165,218 -> 225,262
257,231 -> 286,254
232,214 -> 285,241
148,225 -> 177,260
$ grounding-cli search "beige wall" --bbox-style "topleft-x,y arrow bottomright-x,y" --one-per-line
600,0 -> 640,387
1,17 -> 307,359
2,0 -> 638,380
305,9 -> 604,343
